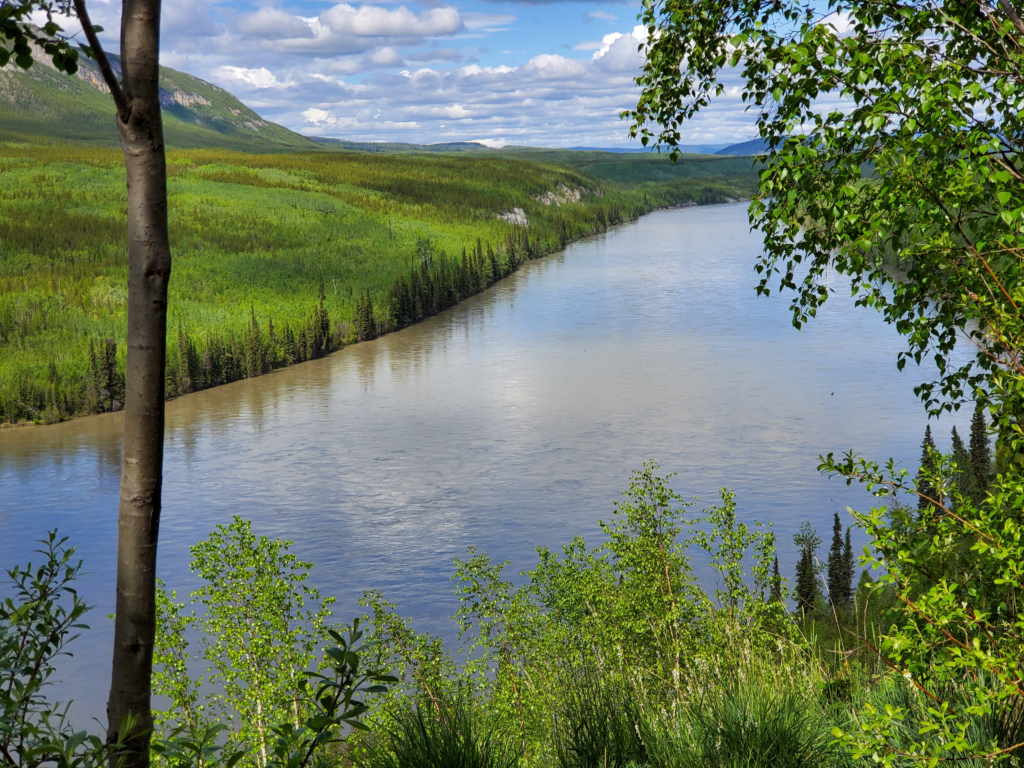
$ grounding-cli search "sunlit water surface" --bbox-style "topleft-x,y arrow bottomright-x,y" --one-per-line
0,203 -> 971,721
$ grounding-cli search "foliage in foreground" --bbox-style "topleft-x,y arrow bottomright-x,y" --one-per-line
8,451 -> 1024,767
626,0 -> 1024,758
0,532 -> 394,768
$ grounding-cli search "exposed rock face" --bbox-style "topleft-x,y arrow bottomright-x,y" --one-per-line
533,183 -> 602,206
497,208 -> 529,227
160,89 -> 212,108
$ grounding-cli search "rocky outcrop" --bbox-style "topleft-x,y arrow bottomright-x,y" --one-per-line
533,183 -> 602,206
497,208 -> 529,227
160,89 -> 212,108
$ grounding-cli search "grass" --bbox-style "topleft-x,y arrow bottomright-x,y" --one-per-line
0,140 -> 758,424
356,699 -> 523,768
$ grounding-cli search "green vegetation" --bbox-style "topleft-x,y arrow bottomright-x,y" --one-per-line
628,0 -> 1024,757
0,141 -> 756,425
10,453 -> 1020,768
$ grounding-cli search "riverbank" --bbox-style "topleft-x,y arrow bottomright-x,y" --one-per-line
0,142 -> 757,426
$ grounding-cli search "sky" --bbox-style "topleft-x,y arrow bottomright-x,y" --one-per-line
66,0 -> 764,147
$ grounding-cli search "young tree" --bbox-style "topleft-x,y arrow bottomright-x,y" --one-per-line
626,0 -> 1024,757
155,517 -> 336,768
792,522 -> 820,618
5,1 -> 171,762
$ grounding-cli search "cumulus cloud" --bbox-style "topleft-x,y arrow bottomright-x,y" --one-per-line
591,26 -> 646,60
79,0 -> 761,147
212,65 -> 289,89
236,8 -> 313,39
320,4 -> 462,37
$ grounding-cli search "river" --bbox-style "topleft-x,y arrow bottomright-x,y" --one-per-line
0,203 -> 970,721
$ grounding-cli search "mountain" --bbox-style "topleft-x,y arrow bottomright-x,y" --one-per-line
568,144 -> 730,155
716,138 -> 770,156
0,49 -> 315,151
309,137 -> 494,154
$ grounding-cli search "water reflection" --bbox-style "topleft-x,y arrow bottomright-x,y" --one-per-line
0,203 -> 971,722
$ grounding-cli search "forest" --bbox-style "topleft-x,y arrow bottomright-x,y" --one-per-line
0,141 -> 756,425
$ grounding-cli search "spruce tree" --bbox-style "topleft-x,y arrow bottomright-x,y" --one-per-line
316,274 -> 331,351
969,404 -> 991,500
104,338 -> 123,408
916,424 -> 940,513
794,521 -> 822,617
951,426 -> 976,506
770,555 -> 782,603
89,338 -> 101,410
827,512 -> 848,610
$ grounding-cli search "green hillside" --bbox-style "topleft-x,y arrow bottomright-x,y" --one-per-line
0,52 -> 315,150
0,138 -> 757,425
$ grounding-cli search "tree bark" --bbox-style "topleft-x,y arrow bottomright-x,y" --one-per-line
102,0 -> 169,764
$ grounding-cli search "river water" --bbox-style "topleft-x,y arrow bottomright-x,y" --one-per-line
0,203 -> 970,721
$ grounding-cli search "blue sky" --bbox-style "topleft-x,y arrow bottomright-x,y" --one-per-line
77,0 -> 763,147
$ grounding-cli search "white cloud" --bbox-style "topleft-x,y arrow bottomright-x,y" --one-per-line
72,0 -> 762,148
303,108 -> 332,124
237,8 -> 313,39
821,11 -> 855,35
474,138 -> 507,148
520,53 -> 586,79
212,66 -> 287,89
592,26 -> 646,60
582,10 -> 617,23
320,4 -> 462,37
365,47 -> 405,66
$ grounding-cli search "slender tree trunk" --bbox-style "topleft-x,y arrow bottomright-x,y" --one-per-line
101,0 -> 169,764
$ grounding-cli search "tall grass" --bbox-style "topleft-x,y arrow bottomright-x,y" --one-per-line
356,698 -> 522,768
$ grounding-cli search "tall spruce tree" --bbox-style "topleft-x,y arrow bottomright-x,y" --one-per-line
969,404 -> 991,501
827,512 -> 852,610
951,426 -> 976,507
794,521 -> 821,617
916,424 -> 941,513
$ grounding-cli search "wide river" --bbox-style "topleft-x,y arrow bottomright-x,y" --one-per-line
0,203 -> 970,721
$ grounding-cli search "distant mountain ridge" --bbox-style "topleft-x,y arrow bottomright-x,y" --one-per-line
0,46 -> 315,150
716,138 -> 770,156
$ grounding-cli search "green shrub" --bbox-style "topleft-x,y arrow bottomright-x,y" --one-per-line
553,670 -> 648,768
357,697 -> 521,768
645,685 -> 851,768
